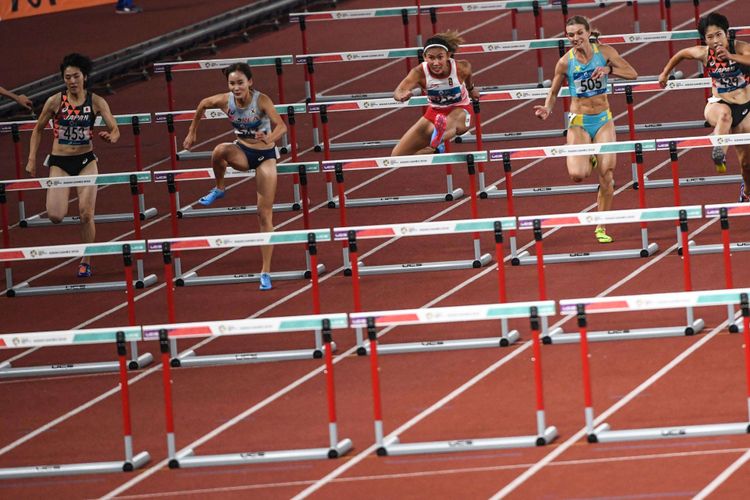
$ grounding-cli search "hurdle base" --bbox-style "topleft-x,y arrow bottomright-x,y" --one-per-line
0,352 -> 154,379
174,439 -> 353,468
514,244 -> 658,266
178,202 -> 299,218
644,174 -> 742,190
0,451 -> 150,479
545,319 -> 705,344
7,274 -> 158,297
172,344 -> 335,367
589,422 -> 750,444
331,189 -> 464,209
482,183 -> 599,199
686,241 -> 750,256
20,208 -> 158,227
175,265 -> 324,287
380,427 -> 558,457
357,253 -> 492,276
363,332 -> 520,356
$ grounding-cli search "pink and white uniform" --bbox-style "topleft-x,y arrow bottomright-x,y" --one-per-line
422,59 -> 472,125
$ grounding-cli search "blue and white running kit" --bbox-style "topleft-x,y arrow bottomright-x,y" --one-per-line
226,90 -> 278,167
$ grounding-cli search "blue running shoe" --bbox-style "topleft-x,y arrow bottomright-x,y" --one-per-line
259,272 -> 272,291
430,113 -> 447,150
199,187 -> 225,206
740,182 -> 749,203
435,142 -> 445,154
77,262 -> 92,278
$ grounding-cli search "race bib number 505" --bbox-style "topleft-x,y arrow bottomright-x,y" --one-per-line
573,69 -> 606,98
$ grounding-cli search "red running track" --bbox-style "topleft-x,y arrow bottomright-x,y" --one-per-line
1,0 -> 749,498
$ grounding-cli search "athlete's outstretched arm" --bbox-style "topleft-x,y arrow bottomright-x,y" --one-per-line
256,93 -> 288,144
597,45 -> 638,80
183,93 -> 226,149
658,46 -> 705,87
535,57 -> 567,120
25,95 -> 58,177
93,95 -> 120,144
393,66 -> 423,102
457,60 -> 481,100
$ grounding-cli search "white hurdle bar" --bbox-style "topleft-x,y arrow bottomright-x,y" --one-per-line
1,172 -> 157,294
352,301 -> 558,456
147,314 -> 353,468
152,161 -> 317,218
336,217 -> 517,354
690,203 -> 750,333
561,290 -> 750,444
0,240 -> 155,375
321,151 -> 479,209
0,113 -> 158,226
0,327 -> 150,477
150,229 -> 330,365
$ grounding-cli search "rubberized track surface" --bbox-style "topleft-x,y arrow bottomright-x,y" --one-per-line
1,1 -> 750,498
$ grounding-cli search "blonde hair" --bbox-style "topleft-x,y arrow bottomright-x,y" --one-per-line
566,16 -> 601,39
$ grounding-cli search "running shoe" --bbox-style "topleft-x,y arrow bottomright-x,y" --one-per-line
259,272 -> 272,291
430,114 -> 447,150
115,5 -> 143,14
590,155 -> 598,171
740,182 -> 750,203
77,262 -> 92,278
435,142 -> 445,154
594,227 -> 613,244
712,146 -> 727,174
199,187 -> 225,206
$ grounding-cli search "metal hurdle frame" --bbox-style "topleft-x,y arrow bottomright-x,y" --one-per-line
0,239 -> 154,376
0,113 -> 158,226
152,161 -> 316,218
150,229 -> 331,366
561,289 -> 750,444
0,172 -> 158,294
0,327 -> 150,477
146,314 -> 353,468
337,217 -> 519,354
690,203 -> 750,334
352,301 -> 558,456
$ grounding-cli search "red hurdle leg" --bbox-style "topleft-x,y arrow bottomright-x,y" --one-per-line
577,305 -> 596,436
165,66 -> 175,112
529,307 -> 550,443
11,124 -> 25,221
1,184 -> 14,289
402,9 -> 411,74
472,100 -> 487,194
308,234 -> 321,314
367,318 -> 386,452
347,232 -> 367,354
116,332 -> 136,467
632,0 -> 640,33
159,330 -> 179,468
533,1 -> 544,85
720,208 -> 738,333
625,87 -> 638,188
322,321 -> 341,454
665,0 -> 675,58
740,295 -> 750,414
502,153 -> 520,262
415,0 -> 423,45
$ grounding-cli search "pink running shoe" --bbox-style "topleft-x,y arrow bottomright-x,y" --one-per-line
430,114 -> 447,150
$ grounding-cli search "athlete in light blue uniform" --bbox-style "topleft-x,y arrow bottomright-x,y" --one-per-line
535,16 -> 638,243
183,63 -> 287,290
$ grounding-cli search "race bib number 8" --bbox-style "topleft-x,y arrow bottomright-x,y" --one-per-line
573,69 -> 606,97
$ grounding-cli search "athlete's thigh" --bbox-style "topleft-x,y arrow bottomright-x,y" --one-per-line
46,165 -> 72,214
76,160 -> 99,212
392,118 -> 433,155
255,159 -> 278,208
566,126 -> 592,174
704,101 -> 731,124
218,143 -> 251,171
447,108 -> 471,134
593,120 -> 616,172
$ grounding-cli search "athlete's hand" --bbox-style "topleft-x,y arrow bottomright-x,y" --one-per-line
469,87 -> 481,101
714,45 -> 729,61
183,131 -> 196,150
393,89 -> 412,102
25,159 -> 36,177
591,65 -> 608,80
98,131 -> 115,143
658,72 -> 669,89
16,94 -> 33,111
253,130 -> 269,141
534,105 -> 551,120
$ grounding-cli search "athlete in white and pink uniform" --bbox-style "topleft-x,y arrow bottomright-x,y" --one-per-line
392,31 -> 480,155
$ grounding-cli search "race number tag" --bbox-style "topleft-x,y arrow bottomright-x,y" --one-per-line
57,125 -> 92,146
573,69 -> 606,98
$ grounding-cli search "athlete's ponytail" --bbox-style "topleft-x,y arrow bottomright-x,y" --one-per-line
424,30 -> 465,55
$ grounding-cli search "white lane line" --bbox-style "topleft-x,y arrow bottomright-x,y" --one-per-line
110,447 -> 750,499
694,448 -> 750,499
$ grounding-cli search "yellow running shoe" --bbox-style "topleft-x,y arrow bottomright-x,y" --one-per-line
590,155 -> 598,171
712,146 -> 727,174
594,227 -> 613,244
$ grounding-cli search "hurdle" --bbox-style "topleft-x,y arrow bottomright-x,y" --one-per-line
561,289 -> 750,444
0,238 -> 154,375
690,203 -> 750,333
153,55 -> 294,112
0,113 -> 158,226
338,217 -> 519,355
352,301 -> 558,456
152,161 -> 316,218
0,172 -> 156,294
147,314 -> 352,468
0,328 -> 150,477
150,229 -> 330,366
